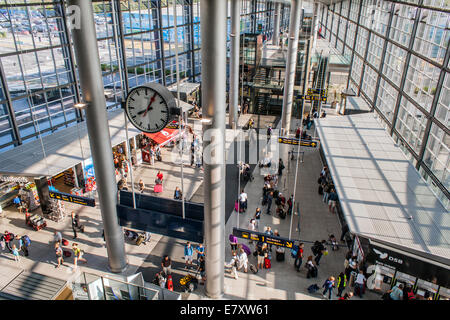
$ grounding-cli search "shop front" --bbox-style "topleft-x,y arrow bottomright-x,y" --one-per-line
363,239 -> 450,300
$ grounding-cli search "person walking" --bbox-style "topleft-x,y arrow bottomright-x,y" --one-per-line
71,212 -> 79,239
184,241 -> 194,270
266,192 -> 273,215
228,251 -> 239,279
161,255 -> 172,276
278,158 -> 285,176
265,226 -> 274,252
313,240 -> 327,266
195,243 -> 205,265
54,231 -> 62,247
17,234 -> 30,257
138,179 -> 145,193
229,234 -> 238,255
294,243 -> 304,271
72,243 -> 87,269
54,242 -> 64,268
354,270 -> 366,298
306,256 -> 317,278
336,272 -> 347,297
197,255 -> 206,285
13,195 -> 22,214
322,276 -> 335,300
173,187 -> 182,200
287,195 -> 293,215
239,189 -> 248,213
257,243 -> 268,271
11,244 -> 20,262
3,231 -> 13,253
328,189 -> 338,213
237,247 -> 248,273
254,208 -> 261,230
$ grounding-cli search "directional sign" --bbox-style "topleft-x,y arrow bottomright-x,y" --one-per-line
49,191 -> 95,207
278,137 -> 319,148
233,227 -> 294,249
298,94 -> 327,102
307,88 -> 327,97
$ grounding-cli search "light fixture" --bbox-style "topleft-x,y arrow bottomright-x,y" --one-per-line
74,102 -> 88,110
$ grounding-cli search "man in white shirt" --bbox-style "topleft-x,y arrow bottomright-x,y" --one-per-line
239,190 -> 248,212
354,270 -> 366,298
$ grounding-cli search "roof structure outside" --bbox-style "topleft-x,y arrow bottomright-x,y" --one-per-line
0,109 -> 141,178
315,111 -> 450,266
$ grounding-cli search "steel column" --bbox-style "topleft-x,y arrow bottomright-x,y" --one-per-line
272,2 -> 281,45
312,2 -> 319,55
201,0 -> 226,299
0,59 -> 21,146
372,2 -> 395,109
416,37 -> 450,171
67,0 -> 127,273
389,2 -> 422,134
346,0 -> 363,92
281,0 -> 302,134
229,0 -> 240,129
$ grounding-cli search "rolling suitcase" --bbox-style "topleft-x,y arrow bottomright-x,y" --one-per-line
276,250 -> 285,262
264,257 -> 271,269
167,275 -> 173,291
154,184 -> 163,193
63,250 -> 71,258
276,248 -> 284,261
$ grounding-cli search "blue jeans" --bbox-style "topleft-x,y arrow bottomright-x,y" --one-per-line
323,192 -> 329,203
323,287 -> 332,299
294,257 -> 302,270
354,283 -> 364,298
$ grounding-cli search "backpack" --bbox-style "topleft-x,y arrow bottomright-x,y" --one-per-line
291,245 -> 299,258
22,235 -> 31,247
307,284 -> 319,294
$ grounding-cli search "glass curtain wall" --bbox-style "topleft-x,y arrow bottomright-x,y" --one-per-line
0,0 -> 276,152
318,0 -> 449,209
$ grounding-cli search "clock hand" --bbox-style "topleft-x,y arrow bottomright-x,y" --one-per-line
137,108 -> 152,115
143,92 -> 158,117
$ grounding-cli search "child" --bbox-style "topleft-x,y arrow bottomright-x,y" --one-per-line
11,244 -> 20,262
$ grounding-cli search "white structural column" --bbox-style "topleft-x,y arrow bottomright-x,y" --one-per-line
201,0 -> 226,299
272,2 -> 282,45
312,2 -> 319,55
229,0 -> 240,129
67,0 -> 127,272
281,0 -> 302,134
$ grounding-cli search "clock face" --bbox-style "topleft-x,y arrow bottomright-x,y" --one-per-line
125,86 -> 170,133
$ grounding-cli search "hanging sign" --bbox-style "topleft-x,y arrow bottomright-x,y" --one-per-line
278,137 -> 319,148
232,227 -> 294,249
49,191 -> 95,207
298,94 -> 327,102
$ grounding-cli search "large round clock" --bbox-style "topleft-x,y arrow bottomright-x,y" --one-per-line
124,82 -> 178,133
